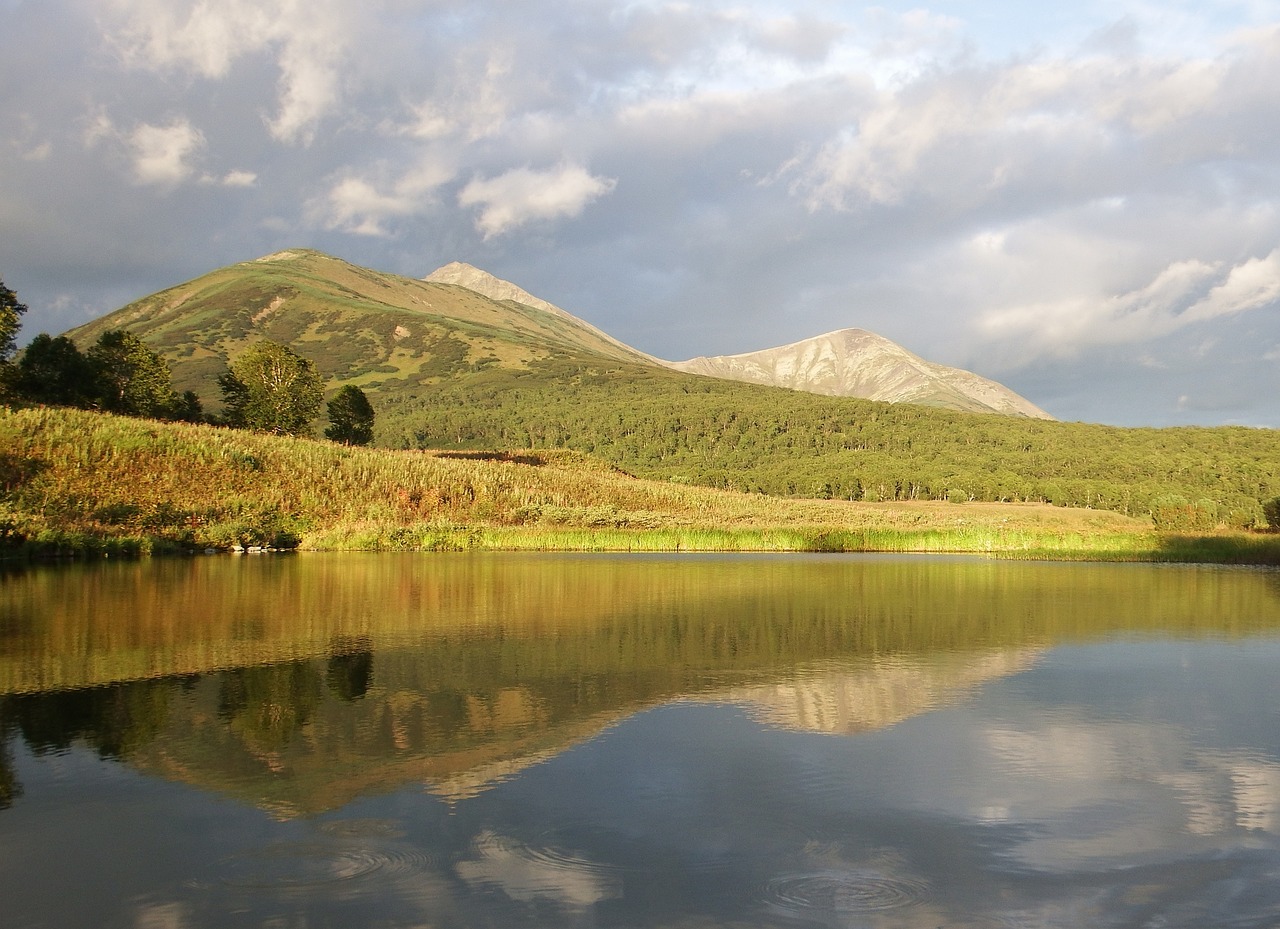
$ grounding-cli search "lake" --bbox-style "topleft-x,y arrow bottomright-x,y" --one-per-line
2,553 -> 1280,928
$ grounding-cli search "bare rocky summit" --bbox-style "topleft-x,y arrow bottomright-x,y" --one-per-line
424,262 -> 658,364
668,328 -> 1054,419
427,263 -> 1052,418
424,261 -> 575,320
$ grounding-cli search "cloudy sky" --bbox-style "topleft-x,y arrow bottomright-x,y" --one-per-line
4,0 -> 1280,426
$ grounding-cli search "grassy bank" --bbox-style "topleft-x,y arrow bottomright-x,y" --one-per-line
3,406 -> 1278,563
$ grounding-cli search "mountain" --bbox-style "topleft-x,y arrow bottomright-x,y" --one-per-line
670,328 -> 1054,419
424,260 -> 658,365
65,249 -> 1050,420
65,249 -> 654,397
425,261 -> 1050,418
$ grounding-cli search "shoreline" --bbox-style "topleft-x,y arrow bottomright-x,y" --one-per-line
7,524 -> 1280,566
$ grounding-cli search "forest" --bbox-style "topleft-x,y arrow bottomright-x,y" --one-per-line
378,355 -> 1280,529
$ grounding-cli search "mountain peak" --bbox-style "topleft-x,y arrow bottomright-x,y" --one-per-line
424,262 -> 569,320
423,261 -> 657,363
669,328 -> 1053,419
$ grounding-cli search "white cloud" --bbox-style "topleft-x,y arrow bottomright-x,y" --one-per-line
458,164 -> 617,239
8,0 -> 1280,425
978,251 -> 1280,360
103,0 -> 271,76
1183,249 -> 1280,322
318,177 -> 413,237
129,119 -> 205,186
21,141 -> 52,162
266,14 -> 348,144
312,155 -> 456,235
10,114 -> 52,162
220,170 -> 258,188
788,30 -> 1275,212
101,0 -> 352,143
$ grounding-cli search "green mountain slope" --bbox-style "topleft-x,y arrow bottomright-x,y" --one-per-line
55,249 -> 1280,523
65,248 -> 650,398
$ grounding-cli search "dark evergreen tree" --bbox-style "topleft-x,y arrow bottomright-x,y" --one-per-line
170,390 -> 204,424
325,384 -> 375,445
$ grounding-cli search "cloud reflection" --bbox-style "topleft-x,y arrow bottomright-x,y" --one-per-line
455,830 -> 622,910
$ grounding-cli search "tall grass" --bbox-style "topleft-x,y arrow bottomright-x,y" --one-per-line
4,406 -> 1279,563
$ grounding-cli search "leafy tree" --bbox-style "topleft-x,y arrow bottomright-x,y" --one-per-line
325,384 -> 375,445
219,340 -> 322,435
0,277 -> 25,365
1263,497 -> 1280,531
1,278 -> 28,401
86,329 -> 177,418
12,334 -> 96,408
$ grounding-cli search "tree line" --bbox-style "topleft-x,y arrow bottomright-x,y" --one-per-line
377,356 -> 1280,530
1,277 -> 373,444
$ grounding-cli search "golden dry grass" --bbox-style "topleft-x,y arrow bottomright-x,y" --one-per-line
4,406 -> 1275,563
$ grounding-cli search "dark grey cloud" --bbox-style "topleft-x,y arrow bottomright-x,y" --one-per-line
2,0 -> 1279,425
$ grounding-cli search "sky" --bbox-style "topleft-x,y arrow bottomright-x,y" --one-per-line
3,0 -> 1280,427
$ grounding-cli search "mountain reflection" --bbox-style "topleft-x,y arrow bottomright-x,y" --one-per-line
716,649 -> 1039,735
2,554 -> 1280,816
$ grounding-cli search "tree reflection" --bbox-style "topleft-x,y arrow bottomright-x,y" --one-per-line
326,638 -> 373,702
1,680 -> 176,760
0,723 -> 20,809
218,661 -> 323,755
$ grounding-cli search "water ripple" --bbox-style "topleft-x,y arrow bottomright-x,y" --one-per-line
764,867 -> 930,919
476,828 -> 624,880
211,839 -> 434,891
316,818 -> 406,840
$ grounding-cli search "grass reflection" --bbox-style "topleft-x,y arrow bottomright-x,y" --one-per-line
2,555 -> 1279,814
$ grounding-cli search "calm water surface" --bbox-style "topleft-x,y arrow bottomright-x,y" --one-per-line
2,553 -> 1280,928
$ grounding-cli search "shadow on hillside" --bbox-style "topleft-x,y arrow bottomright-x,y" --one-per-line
0,454 -> 47,493
433,451 -> 547,466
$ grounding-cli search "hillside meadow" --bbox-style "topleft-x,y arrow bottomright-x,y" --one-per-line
46,249 -> 1280,532
4,406 -> 1280,563
379,358 -> 1280,527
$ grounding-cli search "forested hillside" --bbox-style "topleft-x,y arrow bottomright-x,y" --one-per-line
379,358 -> 1280,527
32,250 -> 1280,528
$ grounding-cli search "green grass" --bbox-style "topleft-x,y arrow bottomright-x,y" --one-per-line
6,405 -> 1280,563
51,248 -> 1280,529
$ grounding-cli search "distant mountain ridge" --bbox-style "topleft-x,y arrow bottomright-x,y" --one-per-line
421,261 -> 1051,418
65,249 -> 1049,419
669,328 -> 1054,419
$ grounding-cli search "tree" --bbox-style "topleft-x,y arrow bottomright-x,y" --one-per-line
170,390 -> 204,424
219,341 -> 322,435
325,384 -> 375,445
86,329 -> 177,418
1263,497 -> 1280,531
0,277 -> 26,365
12,334 -> 96,408
1,278 -> 28,401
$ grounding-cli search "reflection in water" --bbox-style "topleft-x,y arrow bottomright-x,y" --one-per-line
456,830 -> 624,910
326,640 -> 373,702
0,554 -> 1279,928
717,649 -> 1040,734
